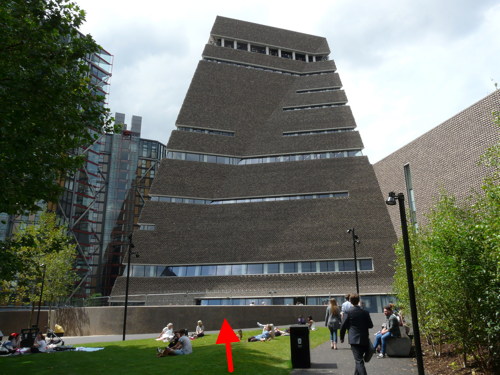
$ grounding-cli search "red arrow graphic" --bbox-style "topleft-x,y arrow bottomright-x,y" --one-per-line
216,319 -> 240,373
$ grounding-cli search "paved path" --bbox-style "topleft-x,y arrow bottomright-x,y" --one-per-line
291,314 -> 419,375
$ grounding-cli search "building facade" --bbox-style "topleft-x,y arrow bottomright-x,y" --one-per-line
110,16 -> 397,312
374,91 -> 499,234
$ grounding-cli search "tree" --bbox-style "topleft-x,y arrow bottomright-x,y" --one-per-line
393,105 -> 500,372
0,0 -> 116,215
0,211 -> 77,306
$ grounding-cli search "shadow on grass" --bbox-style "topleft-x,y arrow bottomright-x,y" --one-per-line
0,329 -> 333,375
0,336 -> 294,375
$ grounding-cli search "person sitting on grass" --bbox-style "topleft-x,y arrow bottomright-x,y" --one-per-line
190,320 -> 205,339
156,323 -> 174,343
307,315 -> 317,331
1,333 -> 20,354
30,333 -> 47,354
247,324 -> 275,342
157,329 -> 192,357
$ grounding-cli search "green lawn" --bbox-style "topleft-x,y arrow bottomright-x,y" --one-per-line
1,328 -> 330,375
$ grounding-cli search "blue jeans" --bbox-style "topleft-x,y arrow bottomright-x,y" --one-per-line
373,331 -> 392,354
329,327 -> 338,342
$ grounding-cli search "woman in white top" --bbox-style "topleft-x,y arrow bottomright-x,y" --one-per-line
191,320 -> 205,338
31,333 -> 47,353
156,323 -> 174,343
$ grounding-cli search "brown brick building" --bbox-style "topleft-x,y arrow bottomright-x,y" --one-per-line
374,91 -> 499,234
110,16 -> 397,312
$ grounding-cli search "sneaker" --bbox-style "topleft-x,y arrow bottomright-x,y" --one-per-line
157,347 -> 163,353
377,353 -> 386,358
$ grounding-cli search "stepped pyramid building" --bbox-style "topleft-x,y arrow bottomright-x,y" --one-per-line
110,16 -> 397,312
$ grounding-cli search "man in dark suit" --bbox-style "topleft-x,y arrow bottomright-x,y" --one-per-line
340,294 -> 374,375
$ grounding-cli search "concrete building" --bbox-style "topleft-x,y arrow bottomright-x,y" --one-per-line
374,91 -> 499,234
110,16 -> 397,312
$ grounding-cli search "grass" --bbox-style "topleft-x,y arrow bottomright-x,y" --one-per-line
1,327 -> 330,375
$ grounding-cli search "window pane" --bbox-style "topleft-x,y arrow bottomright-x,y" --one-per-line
216,265 -> 230,275
359,259 -> 373,271
186,153 -> 200,162
185,266 -> 197,276
157,266 -> 167,276
302,261 -> 316,273
267,263 -> 280,274
160,266 -> 176,276
340,260 -> 355,271
319,261 -> 335,272
131,265 -> 145,277
171,266 -> 185,276
201,265 -> 216,276
237,42 -> 247,50
231,264 -> 244,275
283,262 -> 298,273
247,263 -> 263,274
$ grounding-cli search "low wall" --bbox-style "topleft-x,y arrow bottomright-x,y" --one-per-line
0,310 -> 49,336
1,305 -> 327,336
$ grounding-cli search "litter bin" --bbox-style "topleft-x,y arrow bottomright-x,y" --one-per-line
290,324 -> 310,368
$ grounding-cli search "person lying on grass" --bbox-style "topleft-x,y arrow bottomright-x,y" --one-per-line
157,329 -> 192,357
247,324 -> 275,342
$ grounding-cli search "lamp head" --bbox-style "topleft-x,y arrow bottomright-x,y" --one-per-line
386,192 -> 397,205
347,229 -> 352,233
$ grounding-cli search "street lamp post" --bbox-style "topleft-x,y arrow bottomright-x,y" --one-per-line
122,234 -> 138,341
386,192 -> 425,375
36,263 -> 47,330
347,228 -> 360,295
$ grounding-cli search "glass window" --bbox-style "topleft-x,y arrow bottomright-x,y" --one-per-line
295,53 -> 306,61
144,266 -> 156,277
201,265 -> 216,276
269,48 -> 278,56
283,262 -> 298,273
216,265 -> 230,276
185,266 -> 197,276
359,259 -> 373,271
207,155 -> 217,163
247,263 -> 263,274
339,260 -> 355,271
231,298 -> 245,305
301,261 -> 316,273
267,263 -> 280,274
131,265 -> 145,277
237,42 -> 248,50
157,266 -> 166,276
231,264 -> 244,275
281,50 -> 292,59
173,152 -> 184,160
186,153 -> 200,162
160,266 -> 176,276
319,261 -> 335,272
171,266 -> 186,276
224,40 -> 234,48
251,45 -> 266,54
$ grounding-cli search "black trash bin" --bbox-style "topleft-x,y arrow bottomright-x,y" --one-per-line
290,324 -> 311,368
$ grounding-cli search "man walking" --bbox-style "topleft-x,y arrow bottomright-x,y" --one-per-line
340,294 -> 374,375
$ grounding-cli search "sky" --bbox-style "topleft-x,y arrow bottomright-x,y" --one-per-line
77,0 -> 499,164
